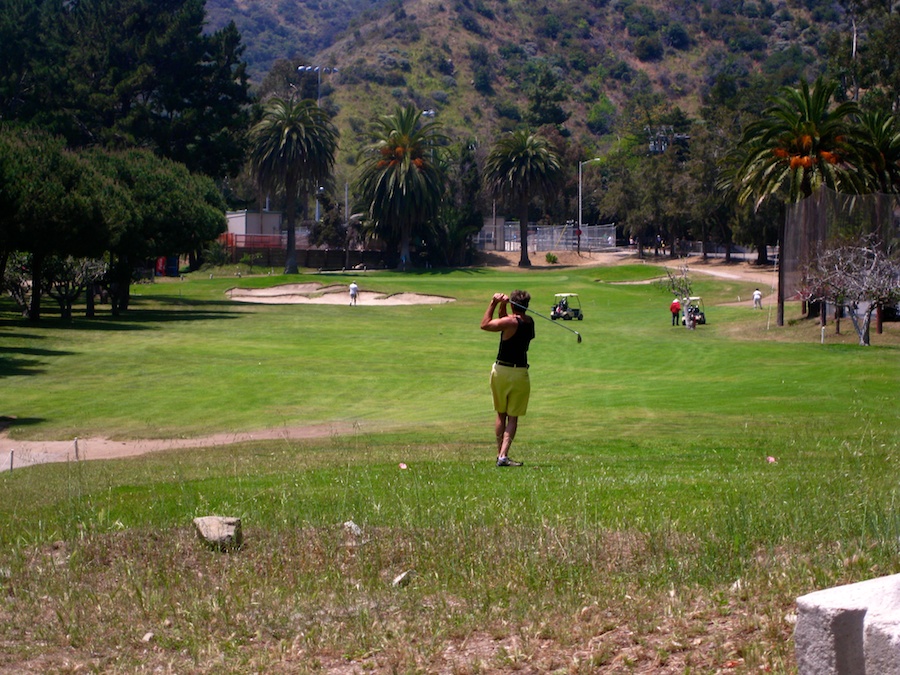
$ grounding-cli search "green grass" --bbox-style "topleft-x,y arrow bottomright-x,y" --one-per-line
1,263 -> 898,673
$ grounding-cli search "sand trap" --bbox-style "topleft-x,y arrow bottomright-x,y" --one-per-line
226,283 -> 454,306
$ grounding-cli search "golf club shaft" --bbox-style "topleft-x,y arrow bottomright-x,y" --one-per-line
510,301 -> 582,342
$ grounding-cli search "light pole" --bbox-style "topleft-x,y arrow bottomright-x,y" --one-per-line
297,65 -> 339,105
578,157 -> 602,252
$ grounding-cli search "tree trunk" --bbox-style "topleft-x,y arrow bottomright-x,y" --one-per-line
776,218 -> 784,327
518,200 -> 531,267
284,182 -> 300,274
399,223 -> 411,270
86,282 -> 95,318
28,253 -> 43,322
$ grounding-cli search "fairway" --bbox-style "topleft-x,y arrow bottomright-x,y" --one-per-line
1,256 -> 898,673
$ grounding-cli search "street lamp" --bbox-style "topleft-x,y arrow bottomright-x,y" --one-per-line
297,65 -> 339,105
578,157 -> 603,252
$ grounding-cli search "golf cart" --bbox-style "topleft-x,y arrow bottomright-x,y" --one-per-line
551,293 -> 583,321
681,296 -> 706,326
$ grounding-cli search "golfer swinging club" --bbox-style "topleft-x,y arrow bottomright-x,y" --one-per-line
481,290 -> 534,467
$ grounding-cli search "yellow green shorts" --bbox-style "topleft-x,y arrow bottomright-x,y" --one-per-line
490,362 -> 530,417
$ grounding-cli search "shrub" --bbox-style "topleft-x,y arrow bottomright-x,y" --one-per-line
665,23 -> 691,50
545,252 -> 558,264
608,59 -> 633,82
459,11 -> 483,35
634,35 -> 664,61
473,67 -> 493,94
494,101 -> 521,121
587,97 -> 617,135
468,43 -> 490,66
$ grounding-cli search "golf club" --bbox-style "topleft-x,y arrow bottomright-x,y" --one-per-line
511,301 -> 583,343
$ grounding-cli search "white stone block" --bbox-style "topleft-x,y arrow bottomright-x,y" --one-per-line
795,573 -> 900,674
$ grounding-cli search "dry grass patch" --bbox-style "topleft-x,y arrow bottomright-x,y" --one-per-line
0,526 -> 804,673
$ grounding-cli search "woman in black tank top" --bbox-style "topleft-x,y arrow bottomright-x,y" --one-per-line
480,290 -> 535,466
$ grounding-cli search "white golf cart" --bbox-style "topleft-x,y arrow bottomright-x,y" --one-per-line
551,293 -> 583,321
681,296 -> 706,326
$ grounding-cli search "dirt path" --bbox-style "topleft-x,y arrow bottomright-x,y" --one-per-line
0,423 -> 360,472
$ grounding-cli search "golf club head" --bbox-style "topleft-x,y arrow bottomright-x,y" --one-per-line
576,333 -> 582,343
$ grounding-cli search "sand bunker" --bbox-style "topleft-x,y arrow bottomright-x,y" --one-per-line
227,283 -> 454,306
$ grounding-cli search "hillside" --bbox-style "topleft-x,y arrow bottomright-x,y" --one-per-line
208,0 -> 846,175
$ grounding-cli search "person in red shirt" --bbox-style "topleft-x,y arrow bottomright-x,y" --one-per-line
670,298 -> 682,326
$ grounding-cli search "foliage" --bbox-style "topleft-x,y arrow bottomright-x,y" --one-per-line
2,252 -> 31,317
87,148 -> 227,313
42,256 -> 107,320
307,191 -> 347,249
429,141 -> 484,266
354,106 -> 448,268
483,129 -> 564,267
248,97 -> 339,274
800,235 -> 900,345
729,77 -> 864,208
856,110 -> 900,194
634,35 -> 664,61
201,240 -> 231,269
0,127 -> 122,320
0,0 -> 251,179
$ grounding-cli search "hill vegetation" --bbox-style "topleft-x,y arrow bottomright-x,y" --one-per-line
211,0 -> 845,162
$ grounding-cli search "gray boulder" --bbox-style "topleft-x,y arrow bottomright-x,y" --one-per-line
193,516 -> 243,551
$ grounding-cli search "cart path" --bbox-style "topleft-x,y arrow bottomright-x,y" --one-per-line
0,422 -> 362,472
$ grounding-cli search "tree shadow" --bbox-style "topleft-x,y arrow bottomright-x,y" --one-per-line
0,415 -> 44,432
0,298 -> 244,332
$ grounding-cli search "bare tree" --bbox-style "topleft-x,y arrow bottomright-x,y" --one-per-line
800,236 -> 900,345
662,266 -> 695,328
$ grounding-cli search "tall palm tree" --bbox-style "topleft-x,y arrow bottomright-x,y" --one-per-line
732,77 -> 863,208
728,77 -> 863,325
483,130 -> 564,267
248,97 -> 338,274
354,106 -> 447,269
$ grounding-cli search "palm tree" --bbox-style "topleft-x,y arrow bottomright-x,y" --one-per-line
857,110 -> 900,194
483,130 -> 564,267
248,97 -> 338,274
732,77 -> 863,208
354,106 -> 447,269
728,77 -> 863,325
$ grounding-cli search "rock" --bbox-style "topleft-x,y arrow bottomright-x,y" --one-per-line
193,516 -> 243,551
343,520 -> 363,537
392,570 -> 415,588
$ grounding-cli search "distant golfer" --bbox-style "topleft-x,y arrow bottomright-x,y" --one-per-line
349,281 -> 359,306
670,297 -> 681,326
481,290 -> 535,467
752,288 -> 762,309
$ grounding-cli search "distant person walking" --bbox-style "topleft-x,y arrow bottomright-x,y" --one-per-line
349,281 -> 359,306
670,298 -> 681,326
752,288 -> 762,309
481,290 -> 535,467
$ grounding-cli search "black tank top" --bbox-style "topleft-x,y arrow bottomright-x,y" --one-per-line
496,316 -> 534,366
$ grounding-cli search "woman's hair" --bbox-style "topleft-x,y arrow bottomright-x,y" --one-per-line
510,289 -> 530,309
